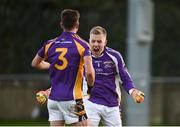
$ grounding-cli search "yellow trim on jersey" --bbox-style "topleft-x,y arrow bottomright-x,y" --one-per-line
72,34 -> 90,48
72,34 -> 78,38
44,42 -> 53,59
73,41 -> 85,100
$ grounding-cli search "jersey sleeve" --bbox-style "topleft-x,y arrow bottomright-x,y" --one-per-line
37,40 -> 54,59
83,45 -> 91,57
37,46 -> 45,58
116,53 -> 135,94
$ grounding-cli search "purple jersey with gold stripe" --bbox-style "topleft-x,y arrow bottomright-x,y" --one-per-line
37,32 -> 91,101
89,47 -> 135,107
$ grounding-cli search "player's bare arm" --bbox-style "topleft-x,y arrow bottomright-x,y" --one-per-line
84,55 -> 95,87
31,54 -> 50,70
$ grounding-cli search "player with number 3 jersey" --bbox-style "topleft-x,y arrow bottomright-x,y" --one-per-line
31,9 -> 95,126
37,32 -> 91,101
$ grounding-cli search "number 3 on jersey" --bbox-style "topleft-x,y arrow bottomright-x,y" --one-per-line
54,48 -> 68,70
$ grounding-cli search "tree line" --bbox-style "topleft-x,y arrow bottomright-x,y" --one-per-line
0,0 -> 180,76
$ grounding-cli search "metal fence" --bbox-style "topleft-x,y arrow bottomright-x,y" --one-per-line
0,74 -> 50,119
0,74 -> 180,125
150,77 -> 180,125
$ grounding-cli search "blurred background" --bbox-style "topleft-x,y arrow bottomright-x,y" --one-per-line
0,0 -> 180,126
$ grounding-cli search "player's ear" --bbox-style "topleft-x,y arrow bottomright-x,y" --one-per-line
60,22 -> 63,29
75,21 -> 79,29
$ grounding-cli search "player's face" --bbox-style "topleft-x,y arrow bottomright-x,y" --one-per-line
89,33 -> 107,56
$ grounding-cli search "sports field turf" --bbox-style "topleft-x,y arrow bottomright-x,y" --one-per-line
0,119 -> 49,126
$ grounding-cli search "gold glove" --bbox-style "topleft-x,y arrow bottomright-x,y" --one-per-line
36,91 -> 48,104
131,89 -> 145,103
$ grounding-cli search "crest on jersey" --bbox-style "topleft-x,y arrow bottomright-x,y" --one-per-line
103,60 -> 115,68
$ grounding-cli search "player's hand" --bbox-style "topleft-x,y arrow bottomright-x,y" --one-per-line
131,89 -> 145,103
36,91 -> 48,104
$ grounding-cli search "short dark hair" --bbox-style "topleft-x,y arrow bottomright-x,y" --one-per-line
61,9 -> 80,30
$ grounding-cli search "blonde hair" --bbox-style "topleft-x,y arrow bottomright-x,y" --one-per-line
90,26 -> 107,36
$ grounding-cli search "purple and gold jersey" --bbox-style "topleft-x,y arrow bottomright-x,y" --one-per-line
37,32 -> 91,101
89,47 -> 135,107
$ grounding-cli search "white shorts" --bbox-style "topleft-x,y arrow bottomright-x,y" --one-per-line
84,99 -> 122,126
47,99 -> 87,124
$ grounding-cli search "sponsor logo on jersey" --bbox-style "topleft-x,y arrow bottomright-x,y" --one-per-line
55,40 -> 72,44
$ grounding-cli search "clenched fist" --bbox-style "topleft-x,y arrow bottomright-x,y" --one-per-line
131,89 -> 145,103
36,90 -> 49,104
